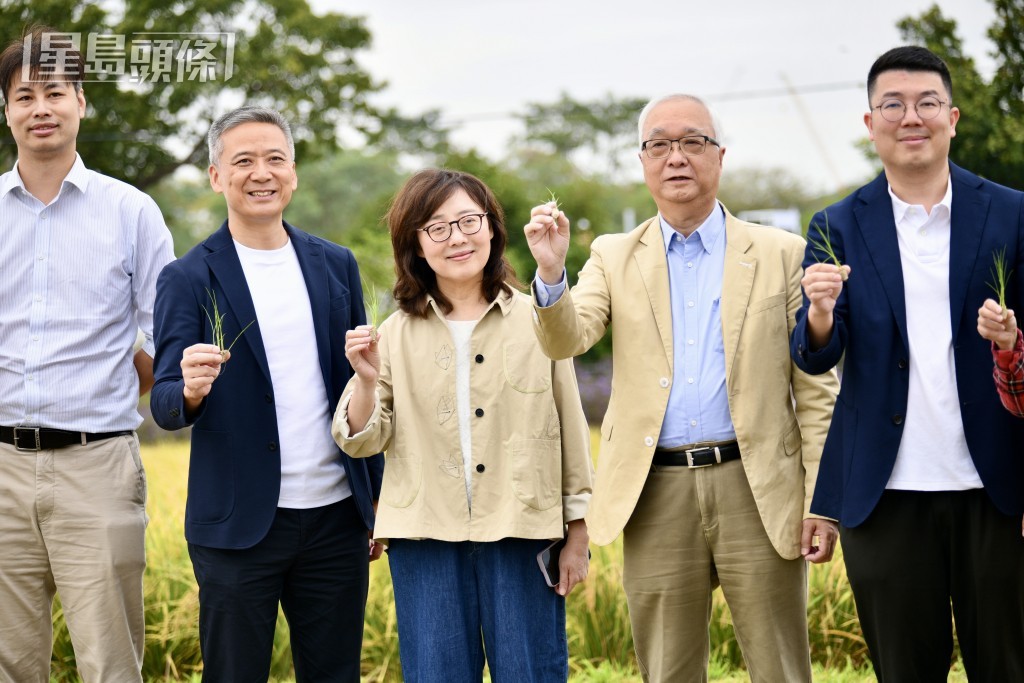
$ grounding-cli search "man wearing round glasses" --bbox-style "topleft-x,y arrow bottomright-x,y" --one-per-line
525,94 -> 840,681
793,46 -> 1024,680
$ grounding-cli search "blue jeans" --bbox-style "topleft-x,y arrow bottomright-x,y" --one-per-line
388,538 -> 568,683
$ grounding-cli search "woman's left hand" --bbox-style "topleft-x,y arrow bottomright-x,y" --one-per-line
557,519 -> 590,596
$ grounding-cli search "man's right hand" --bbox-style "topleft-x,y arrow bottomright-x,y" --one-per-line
524,202 -> 571,285
181,343 -> 228,407
801,262 -> 850,348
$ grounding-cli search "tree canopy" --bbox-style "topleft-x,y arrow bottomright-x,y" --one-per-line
897,0 -> 1024,188
0,0 -> 382,188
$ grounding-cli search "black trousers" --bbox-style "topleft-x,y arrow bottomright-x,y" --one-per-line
841,489 -> 1024,683
189,497 -> 369,683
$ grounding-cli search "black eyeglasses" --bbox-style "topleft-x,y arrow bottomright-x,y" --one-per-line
641,135 -> 720,159
418,213 -> 488,243
872,96 -> 949,122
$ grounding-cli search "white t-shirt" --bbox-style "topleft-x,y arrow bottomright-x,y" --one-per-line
235,239 -> 352,508
447,319 -> 477,509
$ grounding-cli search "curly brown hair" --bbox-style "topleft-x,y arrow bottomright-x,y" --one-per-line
386,168 -> 523,317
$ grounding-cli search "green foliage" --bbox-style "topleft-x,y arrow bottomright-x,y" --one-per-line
0,0 -> 381,188
518,92 -> 648,178
896,1 -> 1024,188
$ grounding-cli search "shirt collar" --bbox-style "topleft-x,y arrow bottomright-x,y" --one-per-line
0,154 -> 89,200
888,177 -> 952,224
659,203 -> 726,255
425,286 -> 517,320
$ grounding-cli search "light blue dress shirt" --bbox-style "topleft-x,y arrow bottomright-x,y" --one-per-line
535,206 -> 736,447
0,155 -> 175,432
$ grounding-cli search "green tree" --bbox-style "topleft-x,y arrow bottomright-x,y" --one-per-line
0,0 -> 381,188
517,92 -> 647,178
896,0 -> 1024,188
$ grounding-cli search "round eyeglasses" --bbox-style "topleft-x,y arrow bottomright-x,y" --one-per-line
418,213 -> 487,243
641,135 -> 720,159
873,96 -> 949,122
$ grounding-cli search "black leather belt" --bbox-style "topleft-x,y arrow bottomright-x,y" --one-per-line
1,426 -> 132,452
652,441 -> 741,468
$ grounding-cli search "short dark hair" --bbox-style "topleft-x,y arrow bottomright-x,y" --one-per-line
386,168 -> 523,318
208,106 -> 295,167
867,46 -> 953,103
0,26 -> 84,103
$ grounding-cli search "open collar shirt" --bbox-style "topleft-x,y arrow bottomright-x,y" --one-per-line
0,155 -> 174,432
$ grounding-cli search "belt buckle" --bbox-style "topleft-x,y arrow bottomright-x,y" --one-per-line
13,426 -> 41,452
685,445 -> 717,468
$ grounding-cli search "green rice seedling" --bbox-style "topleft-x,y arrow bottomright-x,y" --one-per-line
201,288 -> 254,364
987,246 -> 1013,317
362,279 -> 395,344
808,213 -> 849,281
546,187 -> 562,224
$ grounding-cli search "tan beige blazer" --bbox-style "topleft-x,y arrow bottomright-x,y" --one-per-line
533,208 -> 838,558
334,290 -> 593,543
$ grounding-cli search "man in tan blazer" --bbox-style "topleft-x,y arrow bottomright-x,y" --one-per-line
524,94 -> 840,682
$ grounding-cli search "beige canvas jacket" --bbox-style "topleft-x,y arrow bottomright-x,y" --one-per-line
533,208 -> 839,557
333,289 -> 593,542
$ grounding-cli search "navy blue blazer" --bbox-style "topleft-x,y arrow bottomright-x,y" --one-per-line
151,221 -> 384,549
792,163 -> 1024,527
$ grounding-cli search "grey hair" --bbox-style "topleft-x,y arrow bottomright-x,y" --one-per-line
637,94 -> 723,147
208,105 -> 296,167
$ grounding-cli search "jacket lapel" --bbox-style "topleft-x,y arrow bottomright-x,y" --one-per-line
853,173 -> 910,350
203,222 -> 272,384
634,217 -> 674,369
721,211 -> 755,380
947,163 -> 989,344
287,223 -> 333,391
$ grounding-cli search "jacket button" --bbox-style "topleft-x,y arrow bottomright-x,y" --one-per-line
475,354 -> 484,363
898,359 -> 907,369
169,408 -> 180,418
475,408 -> 484,417
659,377 -> 669,388
892,415 -> 904,425
476,463 -> 485,473
265,394 -> 273,403
644,436 -> 654,447
269,441 -> 278,451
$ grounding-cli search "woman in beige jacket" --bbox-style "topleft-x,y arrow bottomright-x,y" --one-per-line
333,169 -> 593,683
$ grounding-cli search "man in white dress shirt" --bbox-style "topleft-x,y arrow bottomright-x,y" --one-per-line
0,27 -> 174,682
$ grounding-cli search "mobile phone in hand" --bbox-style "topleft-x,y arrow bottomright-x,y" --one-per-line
537,538 -> 566,588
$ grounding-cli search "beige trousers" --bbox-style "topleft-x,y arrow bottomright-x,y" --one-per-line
0,435 -> 147,683
622,459 -> 811,683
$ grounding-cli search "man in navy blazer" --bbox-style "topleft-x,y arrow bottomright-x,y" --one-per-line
151,106 -> 383,682
792,46 -> 1024,681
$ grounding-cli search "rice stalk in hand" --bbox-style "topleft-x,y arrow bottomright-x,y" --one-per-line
987,246 -> 1013,318
807,213 -> 849,281
546,187 -> 562,224
201,288 -> 254,366
362,279 -> 389,343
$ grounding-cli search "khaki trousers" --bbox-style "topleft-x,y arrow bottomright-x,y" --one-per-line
0,435 -> 147,683
622,459 -> 811,683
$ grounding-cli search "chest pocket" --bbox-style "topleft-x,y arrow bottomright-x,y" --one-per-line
503,341 -> 552,394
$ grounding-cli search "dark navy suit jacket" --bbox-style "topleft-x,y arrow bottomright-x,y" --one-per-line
151,221 -> 383,549
791,163 -> 1024,527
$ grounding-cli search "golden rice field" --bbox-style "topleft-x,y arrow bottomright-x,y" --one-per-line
46,438 -> 967,682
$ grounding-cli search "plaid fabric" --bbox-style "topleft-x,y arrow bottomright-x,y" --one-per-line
992,328 -> 1024,418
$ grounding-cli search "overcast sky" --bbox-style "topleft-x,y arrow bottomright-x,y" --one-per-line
318,0 -> 997,193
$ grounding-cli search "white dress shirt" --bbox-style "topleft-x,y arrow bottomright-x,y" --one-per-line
0,155 -> 174,432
